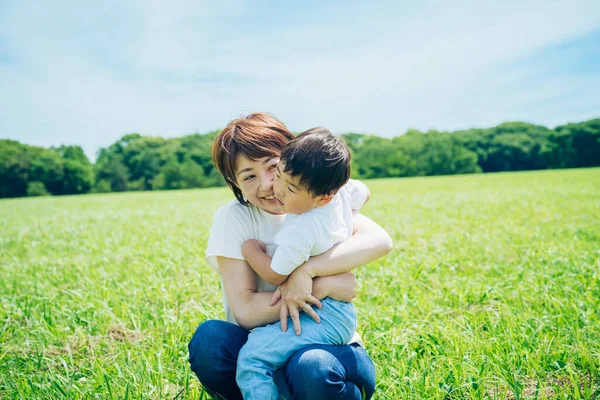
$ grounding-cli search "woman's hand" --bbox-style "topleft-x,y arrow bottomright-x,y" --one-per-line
269,266 -> 322,335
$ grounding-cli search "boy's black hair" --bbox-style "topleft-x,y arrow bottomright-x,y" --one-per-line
280,127 -> 351,196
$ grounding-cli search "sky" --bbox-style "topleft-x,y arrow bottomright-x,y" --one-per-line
1,0 -> 599,161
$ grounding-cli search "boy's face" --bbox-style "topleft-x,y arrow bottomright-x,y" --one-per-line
274,161 -> 326,214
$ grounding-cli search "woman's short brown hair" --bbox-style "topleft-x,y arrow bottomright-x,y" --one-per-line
212,112 -> 295,205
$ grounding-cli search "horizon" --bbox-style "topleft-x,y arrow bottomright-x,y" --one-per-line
5,115 -> 599,163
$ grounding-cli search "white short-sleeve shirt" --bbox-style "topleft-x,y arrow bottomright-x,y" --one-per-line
205,179 -> 369,328
205,200 -> 285,324
271,179 -> 370,275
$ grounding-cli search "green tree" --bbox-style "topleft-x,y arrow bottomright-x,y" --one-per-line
2,117 -> 597,197
551,119 -> 600,168
0,140 -> 31,198
95,154 -> 129,192
27,147 -> 64,195
61,159 -> 94,194
27,181 -> 50,196
50,145 -> 94,195
179,160 -> 206,188
52,145 -> 91,165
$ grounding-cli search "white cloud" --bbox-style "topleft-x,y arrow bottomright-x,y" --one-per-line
0,0 -> 599,159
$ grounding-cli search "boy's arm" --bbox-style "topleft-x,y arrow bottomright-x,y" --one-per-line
242,239 -> 289,286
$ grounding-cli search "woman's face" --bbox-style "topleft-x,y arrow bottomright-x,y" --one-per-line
235,155 -> 284,215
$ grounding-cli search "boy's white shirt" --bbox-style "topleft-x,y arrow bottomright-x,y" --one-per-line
271,179 -> 370,275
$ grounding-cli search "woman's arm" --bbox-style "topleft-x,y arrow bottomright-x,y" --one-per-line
302,213 -> 392,278
313,272 -> 357,303
218,256 -> 350,330
276,213 -> 393,334
218,256 -> 282,330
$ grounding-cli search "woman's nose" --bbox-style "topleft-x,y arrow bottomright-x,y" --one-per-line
259,171 -> 275,190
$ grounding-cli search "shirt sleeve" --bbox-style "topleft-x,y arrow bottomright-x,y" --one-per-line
342,179 -> 370,211
271,224 -> 316,276
205,203 -> 254,273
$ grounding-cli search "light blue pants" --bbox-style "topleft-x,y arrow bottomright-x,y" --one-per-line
236,298 -> 357,400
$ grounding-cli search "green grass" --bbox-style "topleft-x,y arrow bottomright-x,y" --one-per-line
1,168 -> 599,399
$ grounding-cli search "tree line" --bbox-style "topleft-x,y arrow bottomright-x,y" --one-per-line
1,118 -> 598,198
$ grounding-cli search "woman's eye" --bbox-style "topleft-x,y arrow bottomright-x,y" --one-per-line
244,175 -> 255,181
288,187 -> 294,193
269,164 -> 277,170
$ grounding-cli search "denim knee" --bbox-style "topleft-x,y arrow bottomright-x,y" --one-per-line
189,320 -> 225,367
285,344 -> 376,400
188,320 -> 248,400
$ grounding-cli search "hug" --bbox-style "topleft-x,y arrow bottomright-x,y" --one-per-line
188,112 -> 393,399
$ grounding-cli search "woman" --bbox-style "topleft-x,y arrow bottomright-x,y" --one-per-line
188,112 -> 393,399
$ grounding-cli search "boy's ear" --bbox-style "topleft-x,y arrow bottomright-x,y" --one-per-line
316,193 -> 334,207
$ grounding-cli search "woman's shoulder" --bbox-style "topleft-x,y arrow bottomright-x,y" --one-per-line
212,199 -> 283,236
214,199 -> 253,221
211,200 -> 259,236
206,200 -> 255,270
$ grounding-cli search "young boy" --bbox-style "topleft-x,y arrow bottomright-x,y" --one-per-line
236,128 -> 371,399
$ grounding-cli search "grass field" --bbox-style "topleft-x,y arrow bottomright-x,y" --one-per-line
1,168 -> 599,399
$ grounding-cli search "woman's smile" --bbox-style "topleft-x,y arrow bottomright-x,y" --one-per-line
258,192 -> 285,214
260,194 -> 278,205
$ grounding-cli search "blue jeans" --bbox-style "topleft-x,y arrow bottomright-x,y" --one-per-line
188,317 -> 376,400
236,298 -> 357,399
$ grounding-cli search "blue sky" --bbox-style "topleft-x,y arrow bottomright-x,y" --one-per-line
1,0 -> 599,160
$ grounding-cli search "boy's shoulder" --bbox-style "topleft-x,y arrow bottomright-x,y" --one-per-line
282,195 -> 342,233
281,207 -> 327,233
280,179 -> 368,232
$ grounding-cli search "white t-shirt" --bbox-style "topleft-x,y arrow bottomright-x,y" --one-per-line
271,180 -> 370,275
205,179 -> 369,328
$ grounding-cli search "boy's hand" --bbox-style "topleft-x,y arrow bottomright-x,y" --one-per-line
242,239 -> 266,259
